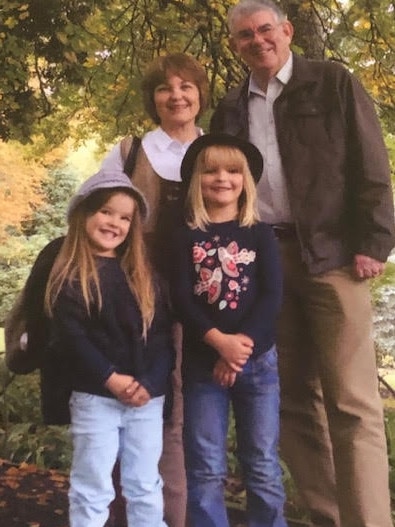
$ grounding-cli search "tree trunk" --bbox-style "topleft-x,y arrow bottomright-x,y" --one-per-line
283,0 -> 325,59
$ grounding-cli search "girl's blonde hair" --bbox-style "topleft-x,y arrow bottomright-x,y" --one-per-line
45,188 -> 155,338
185,145 -> 259,230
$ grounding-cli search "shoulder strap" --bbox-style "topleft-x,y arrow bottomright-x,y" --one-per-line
121,136 -> 142,178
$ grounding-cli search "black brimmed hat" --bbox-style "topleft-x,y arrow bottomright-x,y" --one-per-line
180,133 -> 263,186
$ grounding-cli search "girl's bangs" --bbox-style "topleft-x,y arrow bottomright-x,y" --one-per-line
203,146 -> 246,172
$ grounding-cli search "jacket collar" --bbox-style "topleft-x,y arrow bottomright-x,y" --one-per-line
223,53 -> 321,137
235,53 -> 320,103
282,53 -> 321,95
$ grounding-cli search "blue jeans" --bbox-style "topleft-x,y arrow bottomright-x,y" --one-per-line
183,346 -> 287,527
68,391 -> 167,527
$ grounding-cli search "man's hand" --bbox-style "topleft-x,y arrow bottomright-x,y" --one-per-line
353,254 -> 385,279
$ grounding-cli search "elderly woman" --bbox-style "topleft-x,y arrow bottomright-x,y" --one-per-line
101,52 -> 209,527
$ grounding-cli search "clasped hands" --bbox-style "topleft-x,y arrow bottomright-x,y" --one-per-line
205,257 -> 385,388
204,329 -> 254,389
105,372 -> 151,407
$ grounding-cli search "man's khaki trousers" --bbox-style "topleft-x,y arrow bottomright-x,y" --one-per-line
277,239 -> 392,527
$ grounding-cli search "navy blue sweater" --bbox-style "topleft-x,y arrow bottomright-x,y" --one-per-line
53,257 -> 174,398
172,220 -> 283,378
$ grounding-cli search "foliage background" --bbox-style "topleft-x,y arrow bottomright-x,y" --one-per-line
0,0 -> 394,522
0,0 -> 394,144
0,0 -> 394,317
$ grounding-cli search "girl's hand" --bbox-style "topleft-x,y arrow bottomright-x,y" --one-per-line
213,358 -> 237,387
204,329 -> 253,371
120,381 -> 151,407
105,372 -> 136,398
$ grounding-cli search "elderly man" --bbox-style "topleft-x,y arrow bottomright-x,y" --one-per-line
210,1 -> 395,526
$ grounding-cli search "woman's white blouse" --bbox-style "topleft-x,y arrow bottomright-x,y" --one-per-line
101,126 -> 203,181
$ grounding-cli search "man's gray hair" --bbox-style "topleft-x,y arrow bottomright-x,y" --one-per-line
228,0 -> 287,34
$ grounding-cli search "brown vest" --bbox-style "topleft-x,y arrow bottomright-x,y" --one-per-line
121,136 -> 183,277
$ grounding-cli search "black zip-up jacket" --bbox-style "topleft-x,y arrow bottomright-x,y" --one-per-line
210,54 -> 395,274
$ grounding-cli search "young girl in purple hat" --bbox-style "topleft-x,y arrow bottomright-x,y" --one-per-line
45,170 -> 174,527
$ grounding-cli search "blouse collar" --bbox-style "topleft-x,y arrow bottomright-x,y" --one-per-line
142,127 -> 203,181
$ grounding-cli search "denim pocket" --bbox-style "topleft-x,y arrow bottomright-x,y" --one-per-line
259,346 -> 278,373
69,392 -> 115,434
69,391 -> 97,410
246,346 -> 279,387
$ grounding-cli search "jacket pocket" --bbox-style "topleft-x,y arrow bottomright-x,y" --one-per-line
288,100 -> 331,146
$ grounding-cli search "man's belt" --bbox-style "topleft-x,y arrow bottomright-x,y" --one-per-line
271,223 -> 297,240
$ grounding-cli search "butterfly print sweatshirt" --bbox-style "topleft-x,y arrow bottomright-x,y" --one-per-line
171,220 -> 283,379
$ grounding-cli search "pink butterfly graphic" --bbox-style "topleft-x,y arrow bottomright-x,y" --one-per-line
218,241 -> 256,278
194,266 -> 223,304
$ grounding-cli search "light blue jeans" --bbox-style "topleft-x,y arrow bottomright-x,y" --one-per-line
183,346 -> 287,527
68,391 -> 166,527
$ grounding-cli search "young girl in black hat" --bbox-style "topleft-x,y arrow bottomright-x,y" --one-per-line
172,134 -> 287,527
45,169 -> 174,527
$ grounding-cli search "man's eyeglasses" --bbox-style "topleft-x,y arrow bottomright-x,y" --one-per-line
233,23 -> 281,42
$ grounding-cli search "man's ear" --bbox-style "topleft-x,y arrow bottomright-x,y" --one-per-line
283,20 -> 294,41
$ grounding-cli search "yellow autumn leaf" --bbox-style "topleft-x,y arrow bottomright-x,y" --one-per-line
3,16 -> 18,29
64,50 -> 78,63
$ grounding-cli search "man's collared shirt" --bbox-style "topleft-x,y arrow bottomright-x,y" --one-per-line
248,53 -> 293,224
